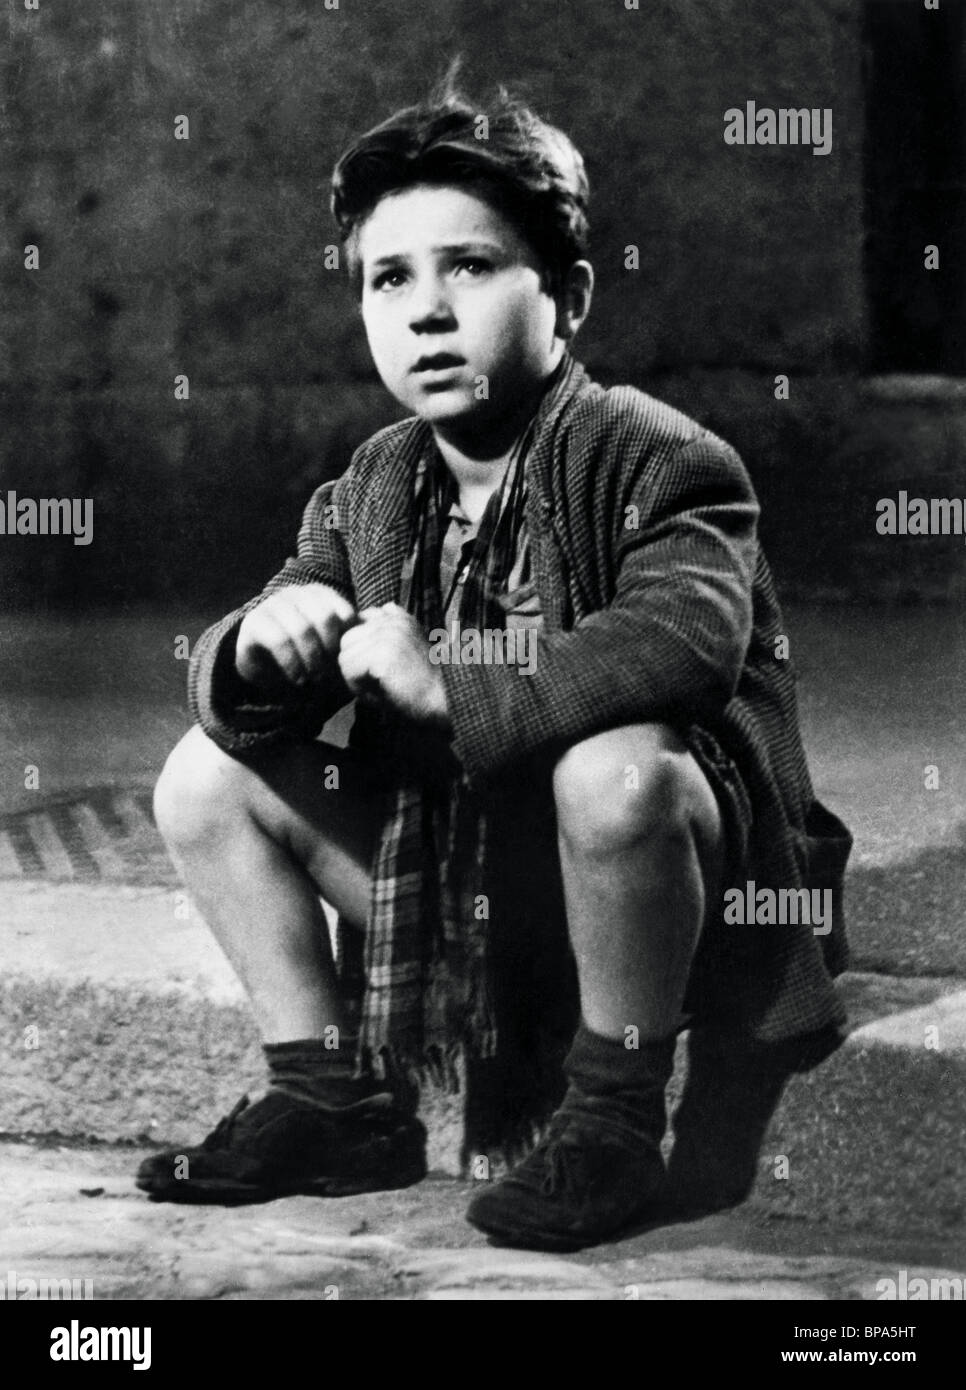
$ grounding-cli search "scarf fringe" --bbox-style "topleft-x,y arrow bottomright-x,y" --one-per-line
359,1036 -> 568,1170
361,1039 -> 464,1096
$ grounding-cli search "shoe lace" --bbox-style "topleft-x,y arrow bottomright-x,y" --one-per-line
530,1110 -> 637,1198
541,1130 -> 587,1198
201,1095 -> 251,1152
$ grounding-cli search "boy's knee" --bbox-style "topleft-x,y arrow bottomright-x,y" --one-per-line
153,726 -> 247,848
553,724 -> 708,857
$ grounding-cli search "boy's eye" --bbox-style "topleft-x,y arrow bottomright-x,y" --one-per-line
371,268 -> 407,291
453,257 -> 492,277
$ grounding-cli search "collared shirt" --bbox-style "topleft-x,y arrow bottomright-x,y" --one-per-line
438,492 -> 543,633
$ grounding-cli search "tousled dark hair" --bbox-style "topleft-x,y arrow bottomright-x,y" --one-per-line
330,66 -> 590,295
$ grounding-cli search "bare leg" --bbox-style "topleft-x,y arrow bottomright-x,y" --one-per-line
552,723 -> 724,1042
153,726 -> 381,1043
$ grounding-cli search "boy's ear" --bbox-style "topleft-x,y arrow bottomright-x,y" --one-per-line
554,260 -> 594,342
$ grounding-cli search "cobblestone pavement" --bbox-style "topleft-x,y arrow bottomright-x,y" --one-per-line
4,1144 -> 964,1302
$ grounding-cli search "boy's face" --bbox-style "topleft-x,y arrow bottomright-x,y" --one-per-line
357,184 -> 563,443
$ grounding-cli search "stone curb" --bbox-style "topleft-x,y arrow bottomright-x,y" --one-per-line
5,882 -> 966,1046
4,884 -> 966,1236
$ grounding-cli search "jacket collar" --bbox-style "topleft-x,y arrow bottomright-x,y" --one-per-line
370,355 -> 591,537
523,353 -> 589,515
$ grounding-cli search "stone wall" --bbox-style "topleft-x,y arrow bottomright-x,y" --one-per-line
2,0 -> 953,608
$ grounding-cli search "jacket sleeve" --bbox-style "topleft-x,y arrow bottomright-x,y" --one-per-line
187,478 -> 356,755
440,425 -> 759,781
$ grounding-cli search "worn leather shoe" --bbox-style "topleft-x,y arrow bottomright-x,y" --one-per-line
136,1089 -> 427,1205
466,1107 -> 667,1252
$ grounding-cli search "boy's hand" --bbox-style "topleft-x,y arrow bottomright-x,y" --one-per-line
235,584 -> 358,688
338,603 -> 451,730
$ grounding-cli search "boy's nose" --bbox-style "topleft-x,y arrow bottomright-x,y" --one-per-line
408,280 -> 456,333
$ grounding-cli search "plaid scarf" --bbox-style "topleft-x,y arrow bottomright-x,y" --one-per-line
358,358 -> 577,1090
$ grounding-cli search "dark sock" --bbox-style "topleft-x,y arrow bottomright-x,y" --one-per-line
562,1022 -> 677,1144
263,1035 -> 379,1108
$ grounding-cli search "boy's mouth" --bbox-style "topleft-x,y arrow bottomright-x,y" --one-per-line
411,352 -> 465,375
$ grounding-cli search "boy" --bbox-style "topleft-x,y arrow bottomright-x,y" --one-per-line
138,79 -> 852,1252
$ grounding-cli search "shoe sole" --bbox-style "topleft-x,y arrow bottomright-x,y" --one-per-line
468,1220 -> 596,1254
467,1198 -> 670,1253
135,1154 -> 427,1205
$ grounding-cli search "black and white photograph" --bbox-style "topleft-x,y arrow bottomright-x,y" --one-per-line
1,0 -> 964,1336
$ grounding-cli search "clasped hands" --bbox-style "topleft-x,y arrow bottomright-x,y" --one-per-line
235,583 -> 450,730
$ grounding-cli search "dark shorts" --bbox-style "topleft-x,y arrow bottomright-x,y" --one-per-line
685,722 -> 754,888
